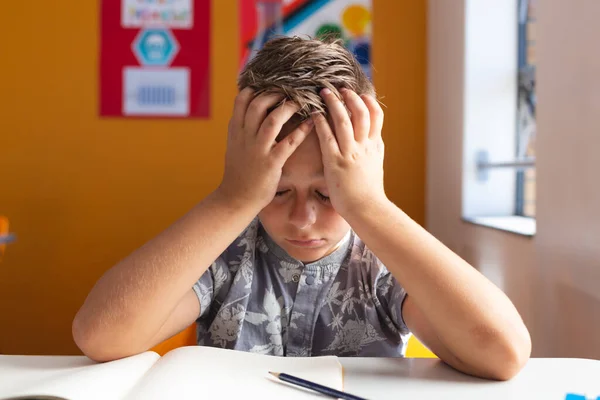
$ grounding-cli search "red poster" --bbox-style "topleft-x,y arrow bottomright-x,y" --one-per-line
100,0 -> 210,118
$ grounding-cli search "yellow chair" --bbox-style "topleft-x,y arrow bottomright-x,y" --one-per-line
406,336 -> 437,358
152,324 -> 438,358
151,324 -> 197,356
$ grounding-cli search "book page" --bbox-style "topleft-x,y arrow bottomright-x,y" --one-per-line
0,352 -> 160,400
125,346 -> 344,400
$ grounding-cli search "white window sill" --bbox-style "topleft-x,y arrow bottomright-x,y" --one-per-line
463,216 -> 536,237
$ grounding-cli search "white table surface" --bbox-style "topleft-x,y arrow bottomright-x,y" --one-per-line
0,355 -> 598,400
341,357 -> 600,400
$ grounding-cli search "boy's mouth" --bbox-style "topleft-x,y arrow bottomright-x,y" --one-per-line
285,238 -> 326,248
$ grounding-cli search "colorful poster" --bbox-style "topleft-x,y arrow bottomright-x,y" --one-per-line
121,0 -> 193,28
100,0 -> 210,118
239,0 -> 372,78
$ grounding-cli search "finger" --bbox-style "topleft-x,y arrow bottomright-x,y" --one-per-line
340,89 -> 370,142
320,88 -> 354,155
361,94 -> 384,139
231,87 -> 255,131
313,113 -> 341,161
378,138 -> 385,162
244,92 -> 285,136
257,101 -> 301,145
272,119 -> 314,165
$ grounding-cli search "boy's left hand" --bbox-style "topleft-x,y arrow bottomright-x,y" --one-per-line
313,88 -> 387,217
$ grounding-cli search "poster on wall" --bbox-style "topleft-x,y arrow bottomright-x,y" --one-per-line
239,0 -> 372,78
100,0 -> 210,118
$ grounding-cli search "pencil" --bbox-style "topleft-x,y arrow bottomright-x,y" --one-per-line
269,371 -> 368,400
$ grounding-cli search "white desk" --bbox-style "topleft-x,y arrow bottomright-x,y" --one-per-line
0,355 -> 598,400
341,357 -> 600,400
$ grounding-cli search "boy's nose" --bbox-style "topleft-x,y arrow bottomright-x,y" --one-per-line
289,198 -> 317,230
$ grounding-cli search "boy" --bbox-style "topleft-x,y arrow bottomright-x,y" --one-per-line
73,37 -> 531,380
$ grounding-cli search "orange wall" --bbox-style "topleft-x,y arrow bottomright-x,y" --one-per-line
374,1 -> 426,224
0,0 -> 425,355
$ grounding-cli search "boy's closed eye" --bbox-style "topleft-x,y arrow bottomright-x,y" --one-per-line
315,191 -> 330,202
274,190 -> 331,202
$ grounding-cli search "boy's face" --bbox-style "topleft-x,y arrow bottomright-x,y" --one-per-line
258,130 -> 351,263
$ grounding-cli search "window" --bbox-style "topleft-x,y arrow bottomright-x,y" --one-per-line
461,0 -> 536,236
516,0 -> 537,218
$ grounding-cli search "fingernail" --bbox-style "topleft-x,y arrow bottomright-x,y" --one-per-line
321,88 -> 331,96
306,118 -> 314,127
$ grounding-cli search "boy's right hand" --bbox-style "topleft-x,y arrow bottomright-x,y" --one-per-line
216,88 -> 314,210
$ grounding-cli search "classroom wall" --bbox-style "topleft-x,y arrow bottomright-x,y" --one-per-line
427,0 -> 600,358
0,1 -> 426,355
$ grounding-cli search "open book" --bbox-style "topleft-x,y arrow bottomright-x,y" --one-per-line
0,346 -> 343,400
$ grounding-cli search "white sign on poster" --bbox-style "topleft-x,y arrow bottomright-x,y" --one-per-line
122,0 -> 193,29
123,67 -> 190,116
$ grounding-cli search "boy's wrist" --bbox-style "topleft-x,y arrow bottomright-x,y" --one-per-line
208,187 -> 263,217
341,195 -> 396,228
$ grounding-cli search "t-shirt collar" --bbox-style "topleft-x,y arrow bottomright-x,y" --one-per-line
258,221 -> 353,268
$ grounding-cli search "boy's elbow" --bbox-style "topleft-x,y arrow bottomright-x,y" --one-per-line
487,327 -> 532,381
72,312 -> 107,362
72,311 -> 131,363
488,347 -> 530,381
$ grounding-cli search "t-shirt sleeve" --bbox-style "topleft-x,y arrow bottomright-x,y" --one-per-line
191,219 -> 260,320
192,256 -> 229,319
375,268 -> 411,338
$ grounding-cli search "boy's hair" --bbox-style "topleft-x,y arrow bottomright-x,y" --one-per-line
238,36 -> 375,119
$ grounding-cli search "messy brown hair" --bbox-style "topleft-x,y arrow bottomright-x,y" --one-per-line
238,36 -> 375,119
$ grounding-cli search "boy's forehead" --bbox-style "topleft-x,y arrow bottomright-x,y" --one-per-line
281,164 -> 324,178
281,132 -> 324,178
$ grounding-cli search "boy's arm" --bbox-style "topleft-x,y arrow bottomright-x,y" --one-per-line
72,88 -> 313,362
313,88 -> 531,381
72,193 -> 256,362
346,200 -> 531,380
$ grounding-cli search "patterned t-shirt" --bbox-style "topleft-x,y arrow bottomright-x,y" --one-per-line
192,218 -> 411,357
